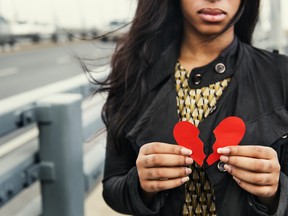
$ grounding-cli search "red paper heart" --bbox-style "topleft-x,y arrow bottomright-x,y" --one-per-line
173,121 -> 206,166
173,117 -> 246,167
206,116 -> 246,165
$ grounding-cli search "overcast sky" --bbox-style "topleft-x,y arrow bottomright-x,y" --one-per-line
0,0 -> 287,29
0,0 -> 137,28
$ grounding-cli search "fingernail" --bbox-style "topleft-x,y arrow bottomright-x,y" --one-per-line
181,148 -> 192,155
181,176 -> 189,183
185,168 -> 192,175
220,155 -> 229,163
217,147 -> 230,154
224,164 -> 232,173
185,157 -> 193,165
233,176 -> 241,184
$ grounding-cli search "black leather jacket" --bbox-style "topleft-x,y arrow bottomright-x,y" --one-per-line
102,38 -> 288,216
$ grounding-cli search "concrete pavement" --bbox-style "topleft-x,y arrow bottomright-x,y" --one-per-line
86,183 -> 126,216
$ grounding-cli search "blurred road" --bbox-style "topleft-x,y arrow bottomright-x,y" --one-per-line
1,38 -> 287,101
0,41 -> 115,100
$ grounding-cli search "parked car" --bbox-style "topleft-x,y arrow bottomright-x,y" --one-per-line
11,20 -> 68,43
10,20 -> 56,43
99,20 -> 130,42
0,16 -> 15,46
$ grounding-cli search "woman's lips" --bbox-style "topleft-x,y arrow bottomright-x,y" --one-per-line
198,8 -> 226,23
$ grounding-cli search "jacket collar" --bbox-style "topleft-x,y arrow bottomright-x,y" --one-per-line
145,39 -> 181,91
188,37 -> 239,88
145,36 -> 241,91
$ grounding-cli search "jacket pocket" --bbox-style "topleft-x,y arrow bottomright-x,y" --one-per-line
242,106 -> 288,147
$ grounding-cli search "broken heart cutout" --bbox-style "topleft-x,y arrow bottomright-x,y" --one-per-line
173,116 -> 246,167
173,121 -> 206,166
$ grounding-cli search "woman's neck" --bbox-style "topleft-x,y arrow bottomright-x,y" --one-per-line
179,28 -> 235,72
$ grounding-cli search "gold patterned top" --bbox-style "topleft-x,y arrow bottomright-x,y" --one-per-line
175,62 -> 231,216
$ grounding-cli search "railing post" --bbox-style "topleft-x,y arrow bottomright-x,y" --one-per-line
36,93 -> 84,216
270,0 -> 284,52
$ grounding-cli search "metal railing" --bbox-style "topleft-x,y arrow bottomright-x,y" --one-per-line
0,68 -> 108,216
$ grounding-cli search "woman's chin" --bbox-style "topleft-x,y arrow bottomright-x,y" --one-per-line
195,26 -> 230,37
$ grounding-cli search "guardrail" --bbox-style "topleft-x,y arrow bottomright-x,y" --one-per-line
0,69 -> 108,216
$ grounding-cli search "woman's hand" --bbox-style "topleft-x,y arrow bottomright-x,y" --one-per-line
136,142 -> 193,196
218,145 -> 281,210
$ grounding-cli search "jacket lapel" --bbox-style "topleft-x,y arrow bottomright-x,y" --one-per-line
126,39 -> 181,150
126,77 -> 179,151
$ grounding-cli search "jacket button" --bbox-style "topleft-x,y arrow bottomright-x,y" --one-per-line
215,63 -> 226,74
217,161 -> 226,172
282,134 -> 288,139
192,74 -> 202,85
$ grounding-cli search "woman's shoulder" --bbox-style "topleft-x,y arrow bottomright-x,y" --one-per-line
243,42 -> 286,58
241,42 -> 288,71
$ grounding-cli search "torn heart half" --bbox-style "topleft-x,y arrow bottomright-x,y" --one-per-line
206,117 -> 246,165
173,121 -> 206,166
173,116 -> 246,167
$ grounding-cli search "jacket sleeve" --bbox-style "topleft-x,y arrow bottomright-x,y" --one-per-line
248,52 -> 288,216
280,54 -> 288,109
248,172 -> 288,216
248,137 -> 288,216
102,133 -> 166,216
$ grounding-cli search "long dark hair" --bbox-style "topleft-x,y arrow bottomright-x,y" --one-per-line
94,0 -> 260,150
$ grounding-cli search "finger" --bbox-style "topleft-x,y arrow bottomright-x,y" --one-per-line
220,155 -> 277,173
143,154 -> 193,168
144,167 -> 192,180
218,145 -> 277,160
141,142 -> 192,156
141,176 -> 190,193
232,176 -> 279,198
224,164 -> 280,186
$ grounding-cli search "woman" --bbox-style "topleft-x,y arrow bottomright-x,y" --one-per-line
98,0 -> 288,215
